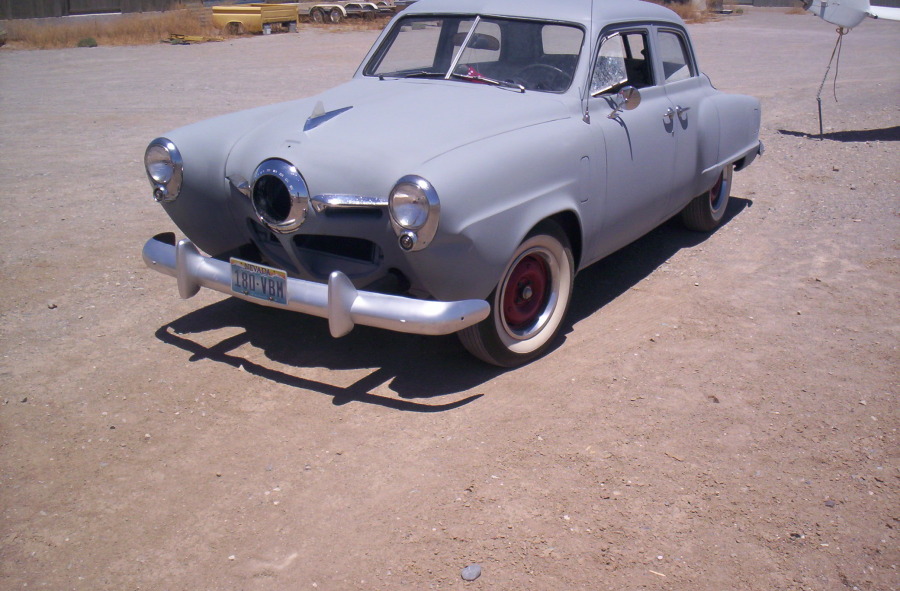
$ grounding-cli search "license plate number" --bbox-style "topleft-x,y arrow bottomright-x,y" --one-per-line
230,258 -> 287,305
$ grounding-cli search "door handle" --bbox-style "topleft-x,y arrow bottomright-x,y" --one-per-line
663,107 -> 675,123
676,105 -> 690,119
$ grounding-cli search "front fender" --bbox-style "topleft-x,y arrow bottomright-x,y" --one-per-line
405,118 -> 586,302
157,101 -> 297,257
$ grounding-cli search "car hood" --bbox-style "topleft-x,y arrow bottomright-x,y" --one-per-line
223,78 -> 572,195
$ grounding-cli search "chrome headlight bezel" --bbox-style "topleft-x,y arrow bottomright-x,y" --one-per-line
251,159 -> 310,234
389,175 -> 440,252
144,138 -> 183,203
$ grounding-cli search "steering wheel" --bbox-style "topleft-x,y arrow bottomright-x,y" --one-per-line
514,63 -> 571,91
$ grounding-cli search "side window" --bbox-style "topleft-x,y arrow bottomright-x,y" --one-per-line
591,31 -> 653,96
658,30 -> 694,83
622,33 -> 652,88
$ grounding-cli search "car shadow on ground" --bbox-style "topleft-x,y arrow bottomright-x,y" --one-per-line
156,304 -> 498,412
155,197 -> 751,411
563,196 -> 752,331
777,125 -> 900,142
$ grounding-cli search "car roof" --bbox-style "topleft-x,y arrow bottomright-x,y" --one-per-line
400,0 -> 683,28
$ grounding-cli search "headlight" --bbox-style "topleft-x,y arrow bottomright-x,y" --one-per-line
144,138 -> 183,203
389,175 -> 439,251
390,182 -> 429,229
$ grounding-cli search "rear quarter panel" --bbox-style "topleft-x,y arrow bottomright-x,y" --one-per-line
710,93 -> 762,172
683,89 -> 760,205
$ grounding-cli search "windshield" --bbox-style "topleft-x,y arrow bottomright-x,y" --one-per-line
365,16 -> 584,93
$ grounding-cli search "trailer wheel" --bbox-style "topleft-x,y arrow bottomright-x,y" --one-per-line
310,8 -> 325,23
226,22 -> 245,36
328,9 -> 343,24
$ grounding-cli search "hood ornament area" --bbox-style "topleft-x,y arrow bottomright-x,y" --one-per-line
304,101 -> 353,132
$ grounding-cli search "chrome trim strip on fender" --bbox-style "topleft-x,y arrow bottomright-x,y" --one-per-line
702,140 -> 764,176
142,234 -> 490,338
310,194 -> 389,213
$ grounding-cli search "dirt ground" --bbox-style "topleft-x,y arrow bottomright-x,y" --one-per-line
1,8 -> 897,591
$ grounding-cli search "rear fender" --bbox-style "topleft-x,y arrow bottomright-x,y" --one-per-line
707,93 -> 761,174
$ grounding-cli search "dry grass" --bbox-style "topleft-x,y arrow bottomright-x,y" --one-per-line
785,1 -> 809,15
1,4 -> 221,49
2,1 -> 736,50
644,0 -> 712,23
0,5 -> 392,50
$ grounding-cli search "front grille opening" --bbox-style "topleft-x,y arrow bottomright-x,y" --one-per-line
293,235 -> 381,263
212,240 -> 263,264
367,268 -> 411,295
248,219 -> 280,244
321,207 -> 383,220
246,219 -> 294,272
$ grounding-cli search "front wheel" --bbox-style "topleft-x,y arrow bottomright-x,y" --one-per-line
328,9 -> 343,23
459,222 -> 574,367
680,164 -> 733,232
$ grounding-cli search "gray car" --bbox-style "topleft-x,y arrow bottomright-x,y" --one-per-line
142,0 -> 763,366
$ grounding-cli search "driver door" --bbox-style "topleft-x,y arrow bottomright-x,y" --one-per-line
585,29 -> 677,259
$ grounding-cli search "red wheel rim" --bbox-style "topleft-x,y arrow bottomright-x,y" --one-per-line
502,254 -> 549,330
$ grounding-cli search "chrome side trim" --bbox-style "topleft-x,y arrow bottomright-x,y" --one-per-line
310,194 -> 388,213
142,234 -> 490,337
702,140 -> 764,176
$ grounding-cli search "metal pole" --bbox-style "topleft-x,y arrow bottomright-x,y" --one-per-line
815,27 -> 847,138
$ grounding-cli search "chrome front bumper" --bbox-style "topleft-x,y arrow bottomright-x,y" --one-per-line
142,233 -> 490,338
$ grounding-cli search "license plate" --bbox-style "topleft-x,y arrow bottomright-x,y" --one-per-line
230,258 -> 287,305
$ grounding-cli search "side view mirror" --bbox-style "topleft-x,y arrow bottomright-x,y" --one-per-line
608,86 -> 641,119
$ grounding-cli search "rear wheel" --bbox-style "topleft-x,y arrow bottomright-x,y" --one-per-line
226,21 -> 245,35
310,8 -> 325,23
681,164 -> 733,232
459,222 -> 574,367
328,9 -> 343,23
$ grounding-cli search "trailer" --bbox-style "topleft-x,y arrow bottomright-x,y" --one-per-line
298,1 -> 400,24
212,3 -> 299,35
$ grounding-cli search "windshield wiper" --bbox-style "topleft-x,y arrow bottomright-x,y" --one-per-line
378,70 -> 525,92
378,70 -> 445,80
450,72 -> 525,93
